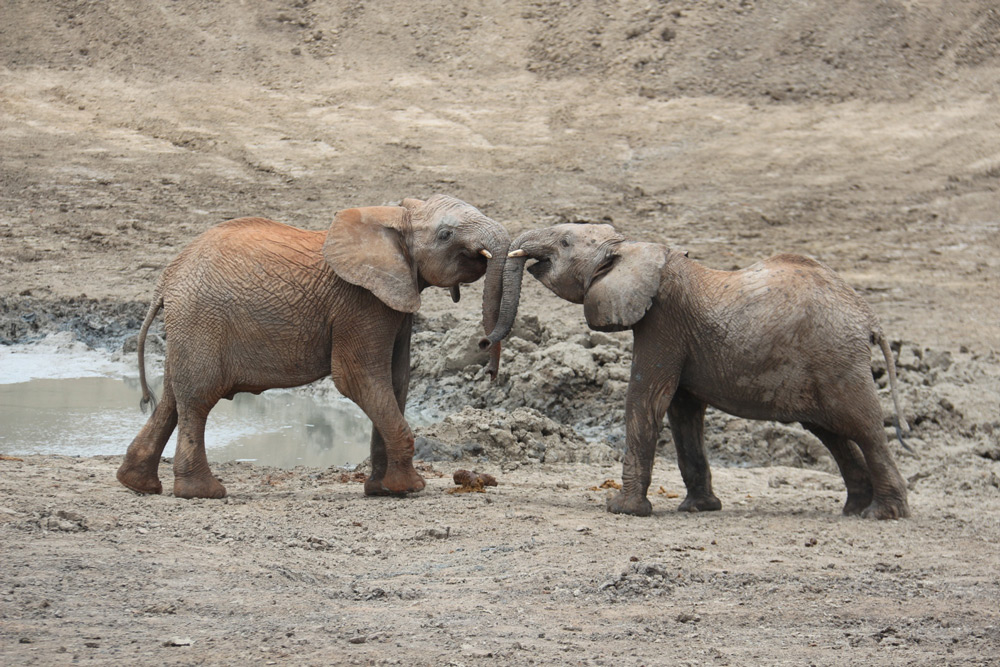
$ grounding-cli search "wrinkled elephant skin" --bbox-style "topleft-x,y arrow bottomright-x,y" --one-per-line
118,195 -> 509,499
485,223 -> 910,520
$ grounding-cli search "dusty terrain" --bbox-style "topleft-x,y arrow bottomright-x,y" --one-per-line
2,1 -> 1000,664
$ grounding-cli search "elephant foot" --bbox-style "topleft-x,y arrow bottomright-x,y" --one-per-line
606,491 -> 652,517
116,461 -> 163,495
364,465 -> 425,496
677,493 -> 722,513
842,489 -> 875,516
860,495 -> 910,520
173,474 -> 227,499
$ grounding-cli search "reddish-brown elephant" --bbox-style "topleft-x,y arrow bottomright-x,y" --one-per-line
118,195 -> 509,499
482,223 -> 910,520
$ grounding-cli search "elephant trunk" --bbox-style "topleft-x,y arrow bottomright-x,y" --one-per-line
478,230 -> 534,353
479,227 -> 511,381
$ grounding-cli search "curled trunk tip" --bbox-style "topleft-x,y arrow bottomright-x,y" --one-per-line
480,253 -> 530,354
479,228 -> 510,381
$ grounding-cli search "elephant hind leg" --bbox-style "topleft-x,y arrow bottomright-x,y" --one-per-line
809,385 -> 909,520
851,422 -> 910,520
172,394 -> 227,499
803,423 -> 873,516
118,373 -> 178,495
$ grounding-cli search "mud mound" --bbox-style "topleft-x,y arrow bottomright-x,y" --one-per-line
409,311 -> 1000,473
410,310 -> 632,437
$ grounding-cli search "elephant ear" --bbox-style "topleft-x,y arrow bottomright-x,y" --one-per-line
322,206 -> 421,313
583,242 -> 667,331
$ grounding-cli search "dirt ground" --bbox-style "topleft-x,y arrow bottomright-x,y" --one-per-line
2,1 -> 1000,664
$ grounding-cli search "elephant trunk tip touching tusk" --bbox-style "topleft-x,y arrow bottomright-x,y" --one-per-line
479,248 -> 493,259
507,249 -> 527,258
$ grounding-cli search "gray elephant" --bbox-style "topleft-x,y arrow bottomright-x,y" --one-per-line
118,195 -> 510,499
482,223 -> 910,520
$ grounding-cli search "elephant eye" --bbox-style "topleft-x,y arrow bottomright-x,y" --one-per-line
560,238 -> 570,248
437,229 -> 453,242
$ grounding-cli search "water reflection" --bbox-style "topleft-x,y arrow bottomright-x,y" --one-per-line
0,375 -> 374,469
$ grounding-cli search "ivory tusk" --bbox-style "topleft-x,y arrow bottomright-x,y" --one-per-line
507,249 -> 527,258
479,249 -> 493,259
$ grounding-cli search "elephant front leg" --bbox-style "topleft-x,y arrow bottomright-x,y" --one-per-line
334,321 -> 424,497
668,389 -> 722,513
363,423 -> 424,496
607,366 -> 676,517
362,416 -> 424,496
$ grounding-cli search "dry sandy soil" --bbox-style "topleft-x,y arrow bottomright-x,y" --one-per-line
2,1 -> 1000,664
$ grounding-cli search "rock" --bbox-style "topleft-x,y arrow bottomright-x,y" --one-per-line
924,349 -> 953,371
164,637 -> 193,647
975,443 -> 1000,461
414,436 -> 462,461
42,510 -> 87,532
897,346 -> 924,372
413,527 -> 451,540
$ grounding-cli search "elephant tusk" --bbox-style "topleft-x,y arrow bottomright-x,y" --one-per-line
479,249 -> 493,259
507,249 -> 527,258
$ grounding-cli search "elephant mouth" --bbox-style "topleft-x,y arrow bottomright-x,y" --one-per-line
526,258 -> 550,279
587,256 -> 616,288
456,250 -> 489,280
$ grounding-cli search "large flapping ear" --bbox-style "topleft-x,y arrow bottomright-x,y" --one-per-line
322,206 -> 421,313
583,242 -> 667,331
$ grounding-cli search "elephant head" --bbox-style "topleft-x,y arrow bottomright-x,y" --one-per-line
480,223 -> 668,349
323,194 -> 511,378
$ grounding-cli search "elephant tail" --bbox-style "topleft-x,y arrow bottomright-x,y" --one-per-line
137,289 -> 164,414
874,329 -> 912,453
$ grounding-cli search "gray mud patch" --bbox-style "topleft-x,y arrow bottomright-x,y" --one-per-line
0,295 -> 154,350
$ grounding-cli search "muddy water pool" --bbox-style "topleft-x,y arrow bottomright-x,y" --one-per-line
0,334 -> 386,469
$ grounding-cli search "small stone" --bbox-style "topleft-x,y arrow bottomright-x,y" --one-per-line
414,527 -> 450,540
164,637 -> 193,647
